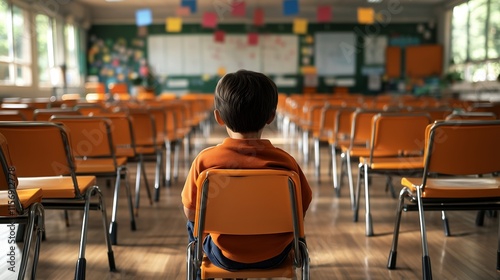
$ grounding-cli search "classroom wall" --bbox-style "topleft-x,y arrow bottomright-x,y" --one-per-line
87,21 -> 437,95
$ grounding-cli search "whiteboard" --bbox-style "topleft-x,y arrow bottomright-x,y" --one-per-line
262,34 -> 298,74
182,35 -> 202,75
315,32 -> 356,76
364,35 -> 387,65
148,34 -> 297,76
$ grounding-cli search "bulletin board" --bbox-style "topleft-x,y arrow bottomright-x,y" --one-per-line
405,45 -> 443,78
148,34 -> 297,76
385,46 -> 402,78
314,32 -> 356,76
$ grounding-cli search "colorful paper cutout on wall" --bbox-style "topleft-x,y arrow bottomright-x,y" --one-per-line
181,0 -> 197,13
317,5 -> 332,23
202,12 -> 218,28
217,67 -> 226,77
214,30 -> 225,43
293,18 -> 308,34
137,26 -> 148,37
176,6 -> 191,16
232,1 -> 246,17
136,9 -> 153,26
166,17 -> 182,32
253,8 -> 264,26
283,0 -> 299,16
248,32 -> 259,45
357,7 -> 374,24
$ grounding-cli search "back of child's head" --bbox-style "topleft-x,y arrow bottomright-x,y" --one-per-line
214,70 -> 278,133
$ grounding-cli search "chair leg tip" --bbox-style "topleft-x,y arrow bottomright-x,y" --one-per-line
387,251 -> 397,269
131,220 -> 137,231
75,258 -> 86,280
108,251 -> 117,271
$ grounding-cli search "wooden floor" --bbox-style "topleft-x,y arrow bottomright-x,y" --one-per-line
2,120 -> 500,279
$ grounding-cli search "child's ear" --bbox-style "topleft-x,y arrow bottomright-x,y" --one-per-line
266,111 -> 276,124
214,109 -> 225,125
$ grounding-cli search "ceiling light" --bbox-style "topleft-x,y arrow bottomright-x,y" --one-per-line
368,0 -> 382,3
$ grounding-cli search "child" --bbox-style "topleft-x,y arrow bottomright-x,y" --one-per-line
182,69 -> 312,275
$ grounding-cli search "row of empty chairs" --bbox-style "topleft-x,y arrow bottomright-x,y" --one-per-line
0,93 -> 214,278
278,92 -> 500,278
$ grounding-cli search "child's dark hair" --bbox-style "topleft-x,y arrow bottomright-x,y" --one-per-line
214,70 -> 278,133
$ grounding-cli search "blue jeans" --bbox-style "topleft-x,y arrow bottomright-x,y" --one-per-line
187,221 -> 292,272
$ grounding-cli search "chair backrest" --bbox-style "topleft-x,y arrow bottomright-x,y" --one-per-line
0,122 -> 76,179
128,109 -> 157,147
0,110 -> 26,121
319,105 -> 341,138
92,112 -> 137,158
349,109 -> 381,148
193,169 -> 304,265
369,113 -> 431,161
49,116 -> 116,161
194,169 -> 304,236
445,111 -> 497,120
0,103 -> 35,120
147,107 -> 167,145
0,132 -> 25,215
334,107 -> 356,141
422,120 -> 500,186
33,108 -> 81,121
74,103 -> 108,116
418,107 -> 454,122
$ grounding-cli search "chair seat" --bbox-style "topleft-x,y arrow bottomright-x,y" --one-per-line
0,188 -> 43,215
201,253 -> 294,279
18,176 -> 96,198
349,147 -> 400,158
75,157 -> 127,174
360,156 -> 424,170
135,146 -> 157,155
402,177 -> 500,198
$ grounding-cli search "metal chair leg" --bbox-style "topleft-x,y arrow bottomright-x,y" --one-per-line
388,188 -> 412,270
364,165 -> 373,237
442,211 -> 450,237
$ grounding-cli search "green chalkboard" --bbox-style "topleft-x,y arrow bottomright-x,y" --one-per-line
88,22 -> 436,95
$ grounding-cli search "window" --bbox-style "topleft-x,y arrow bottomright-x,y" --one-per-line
0,0 -> 31,86
450,0 -> 500,82
64,23 -> 81,87
36,13 -> 56,87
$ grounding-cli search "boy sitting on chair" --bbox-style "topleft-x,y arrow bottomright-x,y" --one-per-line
182,69 -> 312,277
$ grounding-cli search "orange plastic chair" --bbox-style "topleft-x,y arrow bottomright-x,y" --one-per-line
329,107 -> 356,196
187,169 -> 310,280
0,122 -> 116,279
387,120 -> 500,278
354,112 -> 431,236
33,108 -> 81,121
0,110 -> 27,121
312,105 -> 341,180
339,109 -> 382,207
0,103 -> 36,120
127,109 -> 157,213
445,111 -> 497,120
49,115 -> 135,245
0,133 -> 44,280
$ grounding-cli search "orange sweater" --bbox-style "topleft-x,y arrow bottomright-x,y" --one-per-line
182,137 -> 312,263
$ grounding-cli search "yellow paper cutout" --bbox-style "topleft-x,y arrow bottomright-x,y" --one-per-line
301,66 -> 317,74
166,17 -> 182,32
358,7 -> 374,24
305,35 -> 314,44
202,74 -> 211,81
103,55 -> 111,63
217,67 -> 226,77
293,18 -> 308,34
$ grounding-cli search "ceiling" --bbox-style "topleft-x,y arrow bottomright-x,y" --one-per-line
72,0 -> 452,25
